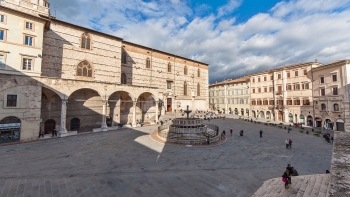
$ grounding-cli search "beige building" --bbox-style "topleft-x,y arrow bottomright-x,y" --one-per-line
0,0 -> 209,144
312,60 -> 350,131
209,76 -> 250,115
250,61 -> 322,123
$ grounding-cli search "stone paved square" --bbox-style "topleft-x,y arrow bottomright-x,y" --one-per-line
0,118 -> 333,197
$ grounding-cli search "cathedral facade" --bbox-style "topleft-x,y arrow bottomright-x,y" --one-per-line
0,0 -> 209,143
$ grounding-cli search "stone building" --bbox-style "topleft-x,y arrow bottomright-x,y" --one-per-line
209,76 -> 250,115
0,0 -> 209,143
250,61 -> 322,123
312,60 -> 350,131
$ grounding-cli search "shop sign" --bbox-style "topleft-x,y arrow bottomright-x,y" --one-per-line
0,123 -> 21,129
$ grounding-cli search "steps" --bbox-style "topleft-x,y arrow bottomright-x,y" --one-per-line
252,174 -> 331,197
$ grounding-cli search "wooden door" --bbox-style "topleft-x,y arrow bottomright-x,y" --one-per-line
167,98 -> 172,112
44,119 -> 56,133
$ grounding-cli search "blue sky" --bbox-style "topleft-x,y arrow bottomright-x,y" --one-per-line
50,0 -> 350,83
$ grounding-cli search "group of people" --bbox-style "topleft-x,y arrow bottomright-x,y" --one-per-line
323,133 -> 333,144
282,164 -> 298,189
223,129 -> 244,137
39,129 -> 58,138
285,139 -> 293,149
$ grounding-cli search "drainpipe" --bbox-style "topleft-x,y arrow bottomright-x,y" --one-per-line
311,65 -> 315,127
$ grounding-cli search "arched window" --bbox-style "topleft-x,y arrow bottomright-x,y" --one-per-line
121,73 -> 127,84
76,60 -> 93,77
168,63 -> 171,72
81,33 -> 91,50
184,81 -> 187,96
334,104 -> 339,111
146,57 -> 151,68
321,103 -> 326,111
184,66 -> 188,75
121,51 -> 126,64
197,69 -> 200,77
197,83 -> 200,96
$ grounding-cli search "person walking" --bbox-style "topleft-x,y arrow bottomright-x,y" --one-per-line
330,136 -> 334,144
39,129 -> 45,138
52,129 -> 57,137
259,130 -> 263,138
240,130 -> 244,137
289,139 -> 293,149
288,127 -> 291,133
286,164 -> 293,184
282,169 -> 290,189
230,129 -> 233,136
285,139 -> 289,149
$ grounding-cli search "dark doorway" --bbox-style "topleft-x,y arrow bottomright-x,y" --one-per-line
70,118 -> 80,131
44,119 -> 56,134
336,119 -> 344,131
278,111 -> 283,121
167,98 -> 172,112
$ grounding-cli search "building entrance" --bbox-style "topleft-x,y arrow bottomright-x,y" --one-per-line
167,98 -> 172,112
0,117 -> 21,144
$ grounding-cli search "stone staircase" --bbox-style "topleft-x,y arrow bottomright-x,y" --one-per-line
252,174 -> 331,197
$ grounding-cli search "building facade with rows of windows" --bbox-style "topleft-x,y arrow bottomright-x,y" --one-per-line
209,76 -> 250,116
0,0 -> 209,143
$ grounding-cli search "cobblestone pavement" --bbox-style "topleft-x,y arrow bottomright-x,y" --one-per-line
0,118 -> 333,197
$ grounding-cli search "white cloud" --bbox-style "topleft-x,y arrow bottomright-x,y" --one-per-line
49,0 -> 350,83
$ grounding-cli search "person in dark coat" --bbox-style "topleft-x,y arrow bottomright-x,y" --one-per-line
259,130 -> 263,138
240,130 -> 244,137
282,169 -> 290,189
286,164 -> 293,184
52,129 -> 57,137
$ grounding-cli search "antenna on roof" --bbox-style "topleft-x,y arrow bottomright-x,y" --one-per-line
54,4 -> 57,17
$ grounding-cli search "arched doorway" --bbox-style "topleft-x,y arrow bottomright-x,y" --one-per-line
70,118 -> 80,131
288,113 -> 293,123
278,111 -> 283,121
324,119 -> 333,130
44,119 -> 56,134
246,109 -> 249,117
315,117 -> 322,127
108,91 -> 133,126
295,114 -> 298,123
260,111 -> 265,119
252,110 -> 256,118
241,108 -> 244,116
266,111 -> 271,119
136,92 -> 156,124
307,115 -> 313,126
300,114 -> 305,125
0,116 -> 21,143
234,108 -> 238,115
336,119 -> 345,131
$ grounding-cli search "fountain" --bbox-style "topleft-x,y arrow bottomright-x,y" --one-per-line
154,105 -> 222,146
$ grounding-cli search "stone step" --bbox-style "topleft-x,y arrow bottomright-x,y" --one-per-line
252,174 -> 331,197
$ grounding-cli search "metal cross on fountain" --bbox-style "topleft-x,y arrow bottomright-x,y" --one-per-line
184,105 -> 192,119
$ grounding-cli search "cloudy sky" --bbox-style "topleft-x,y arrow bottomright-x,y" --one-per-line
50,0 -> 350,83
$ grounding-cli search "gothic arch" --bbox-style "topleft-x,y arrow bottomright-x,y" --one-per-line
81,33 -> 91,50
76,60 -> 93,78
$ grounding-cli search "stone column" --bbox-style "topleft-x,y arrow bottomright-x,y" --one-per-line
155,101 -> 159,123
59,99 -> 68,135
101,100 -> 108,131
132,100 -> 137,127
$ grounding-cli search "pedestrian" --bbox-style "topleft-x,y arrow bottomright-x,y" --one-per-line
330,136 -> 334,144
52,129 -> 57,137
222,130 -> 226,136
288,127 -> 291,133
285,139 -> 289,149
230,129 -> 233,136
240,130 -> 244,137
282,169 -> 290,189
206,136 -> 210,144
39,129 -> 45,138
289,139 -> 292,149
286,164 -> 293,183
259,130 -> 263,138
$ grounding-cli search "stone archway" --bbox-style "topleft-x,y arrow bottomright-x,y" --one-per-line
67,88 -> 102,132
300,114 -> 305,125
252,110 -> 256,118
260,111 -> 265,119
307,115 -> 313,126
44,119 -> 56,134
136,92 -> 157,124
108,91 -> 133,126
288,113 -> 293,123
246,108 -> 249,117
336,119 -> 345,131
0,116 -> 21,143
41,87 -> 62,133
266,111 -> 271,119
324,118 -> 333,130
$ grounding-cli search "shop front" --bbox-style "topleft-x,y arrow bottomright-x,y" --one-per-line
0,117 -> 21,144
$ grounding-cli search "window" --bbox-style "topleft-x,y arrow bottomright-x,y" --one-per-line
76,60 -> 93,77
304,70 -> 307,75
197,83 -> 200,96
222,91 -> 224,96
278,74 -> 281,79
258,78 -> 261,82
305,83 -> 309,89
269,86 -> 274,92
277,100 -> 283,105
333,87 -> 338,95
184,66 -> 188,75
252,89 -> 255,93
264,76 -> 267,81
264,87 -> 267,92
270,75 -> 274,80
24,35 -> 33,46
246,89 -> 248,94
232,99 -> 234,104
334,104 -> 340,111
232,90 -> 234,95
0,15 -> 4,23
286,84 -> 291,90
197,69 -> 200,77
263,100 -> 268,105
320,88 -> 325,96
287,100 -> 292,105
295,71 -> 298,77
22,58 -> 32,70
320,76 -> 325,84
184,81 -> 187,95
332,74 -> 337,82
269,100 -> 274,105
277,85 -> 282,92
121,51 -> 126,64
258,88 -> 261,93
121,73 -> 127,84
167,82 -> 172,89
81,33 -> 91,50
293,100 -> 300,105
252,78 -> 255,83
0,54 -> 4,68
6,95 -> 17,107
321,103 -> 326,110
146,57 -> 151,68
0,29 -> 4,41
25,21 -> 33,30
302,84 -> 305,90
287,72 -> 290,78
295,84 -> 300,90
228,99 -> 230,104
303,99 -> 310,105
167,63 -> 171,72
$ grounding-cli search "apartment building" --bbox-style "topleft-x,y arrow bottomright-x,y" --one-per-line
312,60 -> 350,131
250,61 -> 323,123
209,76 -> 250,115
